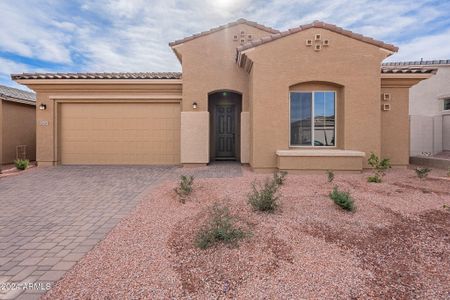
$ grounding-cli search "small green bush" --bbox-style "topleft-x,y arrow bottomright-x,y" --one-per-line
248,179 -> 279,212
174,175 -> 194,203
195,204 -> 246,249
367,174 -> 381,183
415,167 -> 431,179
326,170 -> 335,183
367,152 -> 391,183
329,186 -> 355,211
273,171 -> 288,185
14,159 -> 29,171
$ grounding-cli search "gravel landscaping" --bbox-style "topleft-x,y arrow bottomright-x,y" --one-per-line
43,167 -> 450,299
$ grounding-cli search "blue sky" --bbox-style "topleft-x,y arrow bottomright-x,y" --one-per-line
2,0 -> 450,89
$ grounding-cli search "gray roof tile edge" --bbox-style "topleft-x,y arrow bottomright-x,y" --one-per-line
0,84 -> 36,104
11,72 -> 182,80
382,60 -> 450,66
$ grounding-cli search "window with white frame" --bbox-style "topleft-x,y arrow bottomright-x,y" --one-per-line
444,98 -> 450,111
290,91 -> 336,147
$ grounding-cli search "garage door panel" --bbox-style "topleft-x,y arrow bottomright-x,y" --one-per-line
59,102 -> 180,165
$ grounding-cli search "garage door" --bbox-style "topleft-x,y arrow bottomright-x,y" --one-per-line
59,102 -> 180,165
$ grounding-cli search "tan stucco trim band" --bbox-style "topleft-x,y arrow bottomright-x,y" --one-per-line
50,95 -> 182,100
15,79 -> 183,85
276,149 -> 365,157
381,74 -> 433,80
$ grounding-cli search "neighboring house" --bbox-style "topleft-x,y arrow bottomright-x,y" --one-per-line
12,19 -> 434,171
383,60 -> 450,156
0,85 -> 36,165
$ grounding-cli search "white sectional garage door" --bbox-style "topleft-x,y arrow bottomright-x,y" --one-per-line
59,102 -> 180,165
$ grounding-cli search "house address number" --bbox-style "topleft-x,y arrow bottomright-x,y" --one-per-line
39,120 -> 49,126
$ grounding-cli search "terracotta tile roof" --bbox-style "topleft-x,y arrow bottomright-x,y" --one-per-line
169,18 -> 279,47
237,20 -> 398,53
11,72 -> 182,80
0,84 -> 35,105
380,66 -> 437,74
383,59 -> 450,67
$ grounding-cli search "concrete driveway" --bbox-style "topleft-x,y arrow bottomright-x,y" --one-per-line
0,166 -> 175,300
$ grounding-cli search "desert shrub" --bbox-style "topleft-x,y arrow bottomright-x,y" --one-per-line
248,179 -> 279,212
326,170 -> 335,183
174,175 -> 194,203
273,170 -> 288,185
14,159 -> 29,171
367,175 -> 382,183
367,152 -> 391,183
415,167 -> 431,179
195,204 -> 246,249
329,186 -> 355,211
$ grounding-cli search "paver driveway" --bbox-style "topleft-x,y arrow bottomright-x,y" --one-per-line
0,166 -> 175,299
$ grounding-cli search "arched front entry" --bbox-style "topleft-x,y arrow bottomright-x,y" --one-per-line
208,91 -> 242,161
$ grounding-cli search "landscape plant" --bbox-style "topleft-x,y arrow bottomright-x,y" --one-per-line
174,175 -> 194,203
273,170 -> 288,185
329,186 -> 355,211
248,178 -> 280,212
326,170 -> 335,183
367,152 -> 391,183
415,167 -> 431,179
14,159 -> 29,171
195,203 -> 246,249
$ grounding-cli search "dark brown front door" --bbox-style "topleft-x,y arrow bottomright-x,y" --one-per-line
215,104 -> 235,159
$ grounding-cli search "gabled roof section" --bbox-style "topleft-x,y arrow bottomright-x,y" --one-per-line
11,72 -> 182,80
169,18 -> 279,47
237,20 -> 398,54
0,84 -> 35,105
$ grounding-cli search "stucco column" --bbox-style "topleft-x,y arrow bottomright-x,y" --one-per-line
181,111 -> 209,165
240,112 -> 250,163
0,100 -> 3,167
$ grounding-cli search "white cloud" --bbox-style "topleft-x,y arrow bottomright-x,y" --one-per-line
0,0 -> 449,80
0,58 -> 41,90
0,1 -> 72,64
387,28 -> 450,62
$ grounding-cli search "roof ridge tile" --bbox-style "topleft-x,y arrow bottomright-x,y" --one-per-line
169,18 -> 279,47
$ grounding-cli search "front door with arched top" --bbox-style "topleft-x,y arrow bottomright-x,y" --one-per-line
208,91 -> 242,161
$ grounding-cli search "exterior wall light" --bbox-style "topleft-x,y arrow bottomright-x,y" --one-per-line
39,104 -> 47,110
192,102 -> 198,109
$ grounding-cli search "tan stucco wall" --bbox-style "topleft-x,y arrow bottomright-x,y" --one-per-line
1,100 -> 36,164
175,23 -> 273,113
380,87 -> 410,165
245,28 -> 388,169
181,111 -> 209,164
26,82 -> 181,165
174,23 -> 275,163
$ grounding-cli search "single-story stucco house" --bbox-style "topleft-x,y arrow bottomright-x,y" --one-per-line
383,60 -> 450,157
12,19 -> 435,172
0,84 -> 36,165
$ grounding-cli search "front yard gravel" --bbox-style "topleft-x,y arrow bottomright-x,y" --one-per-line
43,167 -> 450,299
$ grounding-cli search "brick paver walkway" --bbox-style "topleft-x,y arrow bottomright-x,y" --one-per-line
0,166 -> 175,300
